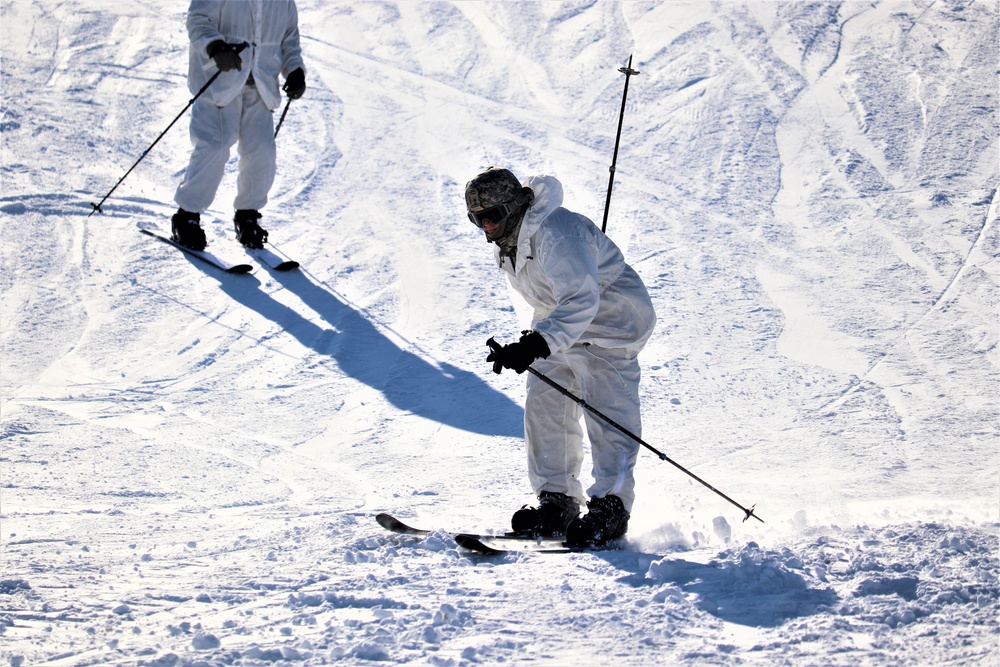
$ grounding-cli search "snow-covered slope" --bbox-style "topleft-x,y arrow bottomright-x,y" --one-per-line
1,1 -> 997,665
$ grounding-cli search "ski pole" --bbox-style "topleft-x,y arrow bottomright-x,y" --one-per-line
89,42 -> 249,217
600,54 -> 640,234
274,98 -> 291,138
487,338 -> 763,524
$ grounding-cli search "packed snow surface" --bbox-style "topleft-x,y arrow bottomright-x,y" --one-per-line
1,1 -> 997,665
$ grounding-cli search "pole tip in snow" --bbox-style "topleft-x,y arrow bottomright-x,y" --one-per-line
743,504 -> 764,524
88,202 -> 102,218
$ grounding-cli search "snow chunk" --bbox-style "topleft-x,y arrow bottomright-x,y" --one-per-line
646,558 -> 698,583
432,602 -> 471,626
417,530 -> 456,552
422,626 -> 441,644
712,516 -> 732,544
854,576 -> 919,601
647,542 -> 838,626
0,579 -> 31,594
191,633 -> 220,650
350,642 -> 390,661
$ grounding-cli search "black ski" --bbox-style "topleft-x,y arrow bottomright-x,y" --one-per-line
138,222 -> 253,274
453,532 -> 626,555
245,245 -> 299,271
454,533 -> 576,555
376,513 -> 573,554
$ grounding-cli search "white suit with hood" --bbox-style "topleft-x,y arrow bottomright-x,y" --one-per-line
174,0 -> 304,214
495,175 -> 656,512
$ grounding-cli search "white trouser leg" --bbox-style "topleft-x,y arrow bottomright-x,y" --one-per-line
579,346 -> 642,513
524,345 -> 642,512
524,354 -> 586,506
174,97 -> 240,213
233,86 -> 276,212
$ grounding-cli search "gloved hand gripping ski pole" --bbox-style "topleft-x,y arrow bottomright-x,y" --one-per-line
487,337 -> 764,524
274,66 -> 305,138
89,42 -> 249,217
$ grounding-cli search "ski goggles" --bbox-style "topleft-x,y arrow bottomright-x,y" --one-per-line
468,200 -> 519,229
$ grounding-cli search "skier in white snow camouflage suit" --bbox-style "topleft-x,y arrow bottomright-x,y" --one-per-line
172,0 -> 306,251
466,167 -> 656,548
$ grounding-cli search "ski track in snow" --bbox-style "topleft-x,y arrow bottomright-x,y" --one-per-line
1,1 -> 997,665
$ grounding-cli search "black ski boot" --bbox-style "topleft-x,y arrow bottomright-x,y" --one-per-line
234,209 -> 268,249
171,208 -> 206,251
511,491 -> 580,537
564,494 -> 629,548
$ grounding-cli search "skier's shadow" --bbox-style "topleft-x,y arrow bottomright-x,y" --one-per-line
212,262 -> 523,438
601,549 -> 839,628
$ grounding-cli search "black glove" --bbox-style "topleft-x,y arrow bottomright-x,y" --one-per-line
283,68 -> 306,100
207,40 -> 244,72
486,331 -> 550,375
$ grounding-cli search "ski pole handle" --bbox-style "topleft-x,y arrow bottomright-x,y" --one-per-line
192,41 -> 249,100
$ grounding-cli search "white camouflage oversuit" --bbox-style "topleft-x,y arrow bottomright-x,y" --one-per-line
495,175 -> 656,512
174,0 -> 304,214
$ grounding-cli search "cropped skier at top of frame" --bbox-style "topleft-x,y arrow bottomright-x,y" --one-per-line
171,0 -> 306,252
466,167 -> 656,548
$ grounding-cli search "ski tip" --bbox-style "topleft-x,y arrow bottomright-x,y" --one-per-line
376,512 -> 424,535
139,223 -> 256,275
226,264 -> 255,274
245,245 -> 299,271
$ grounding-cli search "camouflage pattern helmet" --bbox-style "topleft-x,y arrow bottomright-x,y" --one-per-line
465,167 -> 522,212
465,167 -> 532,242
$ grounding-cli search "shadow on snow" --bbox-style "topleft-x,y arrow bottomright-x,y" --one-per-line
643,552 -> 839,628
206,258 -> 524,439
612,542 -> 839,628
573,546 -> 839,628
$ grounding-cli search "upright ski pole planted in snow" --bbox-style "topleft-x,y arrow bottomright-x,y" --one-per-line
601,54 -> 640,233
89,42 -> 249,217
487,338 -> 764,524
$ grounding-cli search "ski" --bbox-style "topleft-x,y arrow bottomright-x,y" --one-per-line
245,245 -> 299,271
455,532 -> 627,555
376,513 -> 572,554
376,513 -> 630,555
138,222 -> 253,274
377,512 -> 433,536
453,533 -> 576,555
